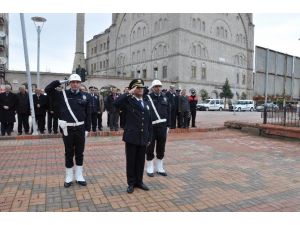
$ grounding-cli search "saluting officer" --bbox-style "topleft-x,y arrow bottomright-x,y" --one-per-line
146,79 -> 171,177
45,74 -> 91,188
113,79 -> 152,194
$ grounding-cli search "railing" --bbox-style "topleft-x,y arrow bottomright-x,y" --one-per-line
261,106 -> 300,127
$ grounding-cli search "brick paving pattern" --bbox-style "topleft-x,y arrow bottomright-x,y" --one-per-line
0,129 -> 300,212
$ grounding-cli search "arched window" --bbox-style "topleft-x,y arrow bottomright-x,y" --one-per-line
225,30 -> 228,38
159,18 -> 163,30
132,52 -> 135,62
197,18 -> 201,30
192,45 -> 196,56
137,50 -> 140,62
137,27 -> 141,38
202,21 -> 205,31
132,31 -> 136,40
163,46 -> 167,56
164,18 -> 168,29
142,49 -> 146,61
217,27 -> 220,36
143,26 -> 146,36
192,18 -> 196,28
155,22 -> 158,32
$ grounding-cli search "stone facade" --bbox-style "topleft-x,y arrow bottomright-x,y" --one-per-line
86,13 -> 254,99
0,13 -> 9,84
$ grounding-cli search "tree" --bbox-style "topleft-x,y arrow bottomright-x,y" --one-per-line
220,78 -> 233,110
241,92 -> 247,100
200,89 -> 209,101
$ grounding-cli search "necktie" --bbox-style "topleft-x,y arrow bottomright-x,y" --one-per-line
139,100 -> 144,109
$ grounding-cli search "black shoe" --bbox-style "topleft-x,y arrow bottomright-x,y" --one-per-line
7,133 -> 11,136
157,172 -> 168,176
40,131 -> 45,134
147,172 -> 154,177
18,132 -> 22,135
76,180 -> 87,186
48,131 -> 52,134
135,183 -> 149,191
64,182 -> 73,188
25,132 -> 30,135
127,185 -> 134,194
54,131 -> 58,134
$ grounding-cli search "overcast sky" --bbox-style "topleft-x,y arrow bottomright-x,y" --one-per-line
8,13 -> 300,73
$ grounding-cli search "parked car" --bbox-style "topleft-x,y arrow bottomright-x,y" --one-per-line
231,100 -> 255,112
197,99 -> 227,111
196,104 -> 207,111
256,103 -> 279,112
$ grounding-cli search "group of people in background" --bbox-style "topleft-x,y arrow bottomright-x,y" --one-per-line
0,82 -> 198,137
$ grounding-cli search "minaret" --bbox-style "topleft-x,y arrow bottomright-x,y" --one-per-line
72,13 -> 85,73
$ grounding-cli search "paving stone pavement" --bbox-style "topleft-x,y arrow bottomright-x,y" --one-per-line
0,129 -> 300,212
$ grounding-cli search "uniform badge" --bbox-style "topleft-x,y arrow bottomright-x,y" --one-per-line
95,96 -> 98,99
146,105 -> 150,110
164,97 -> 167,102
83,95 -> 87,100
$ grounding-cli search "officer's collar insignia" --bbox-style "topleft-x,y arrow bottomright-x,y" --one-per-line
83,95 -> 87,100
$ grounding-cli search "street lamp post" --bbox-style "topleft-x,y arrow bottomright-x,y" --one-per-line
20,14 -> 38,135
31,16 -> 46,88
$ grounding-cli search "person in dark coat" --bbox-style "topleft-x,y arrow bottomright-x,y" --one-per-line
89,86 -> 100,132
119,87 -> 129,129
113,79 -> 152,194
178,89 -> 190,128
95,87 -> 105,131
47,85 -> 62,134
16,85 -> 30,135
165,85 -> 177,129
33,88 -> 48,134
106,87 -> 120,131
188,89 -> 198,128
0,85 -> 18,136
175,89 -> 181,128
45,74 -> 91,188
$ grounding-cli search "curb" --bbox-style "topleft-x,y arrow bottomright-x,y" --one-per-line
0,126 -> 226,141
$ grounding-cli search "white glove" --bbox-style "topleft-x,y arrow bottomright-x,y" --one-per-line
3,106 -> 9,110
59,80 -> 68,84
85,131 -> 89,137
167,127 -> 170,134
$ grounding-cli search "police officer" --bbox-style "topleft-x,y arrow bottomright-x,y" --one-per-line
45,74 -> 91,188
146,79 -> 171,177
0,85 -> 17,136
89,86 -> 100,132
33,88 -> 48,134
189,89 -> 198,128
113,79 -> 152,194
166,85 -> 177,129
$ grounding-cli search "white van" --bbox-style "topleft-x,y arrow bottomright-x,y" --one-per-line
232,100 -> 255,112
197,99 -> 226,111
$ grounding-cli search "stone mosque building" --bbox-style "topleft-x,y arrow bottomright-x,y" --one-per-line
86,13 -> 254,99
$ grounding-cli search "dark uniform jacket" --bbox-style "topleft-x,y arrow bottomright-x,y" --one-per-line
166,91 -> 177,112
48,94 -> 60,117
45,80 -> 91,131
106,94 -> 120,113
90,94 -> 100,113
147,92 -> 171,127
16,92 -> 30,114
33,94 -> 48,116
0,92 -> 18,123
113,93 -> 152,146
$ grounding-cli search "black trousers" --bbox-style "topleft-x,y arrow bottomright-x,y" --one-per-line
146,126 -> 167,161
1,122 -> 14,135
170,109 -> 177,129
47,113 -> 58,133
190,109 -> 197,127
97,112 -> 103,130
180,111 -> 190,128
62,125 -> 85,168
17,113 -> 29,133
91,112 -> 98,132
109,112 -> 119,131
35,114 -> 46,132
125,142 -> 146,186
177,112 -> 182,128
107,112 -> 110,127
